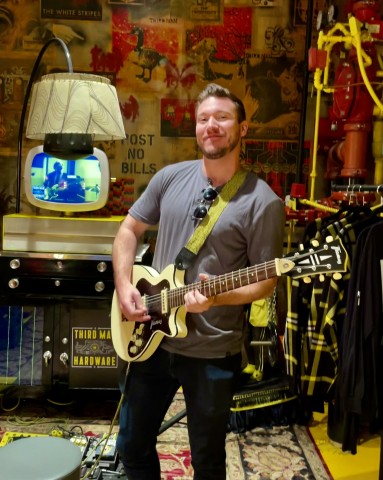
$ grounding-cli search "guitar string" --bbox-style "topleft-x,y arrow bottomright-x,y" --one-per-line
142,252 -> 337,310
143,260 -> 278,309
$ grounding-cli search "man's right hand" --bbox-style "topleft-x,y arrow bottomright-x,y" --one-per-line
118,284 -> 151,323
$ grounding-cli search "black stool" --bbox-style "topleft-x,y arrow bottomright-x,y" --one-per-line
0,436 -> 82,480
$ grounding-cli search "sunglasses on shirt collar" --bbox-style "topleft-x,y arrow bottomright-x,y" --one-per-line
191,186 -> 218,221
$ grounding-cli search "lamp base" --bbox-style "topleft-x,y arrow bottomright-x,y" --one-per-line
44,133 -> 93,157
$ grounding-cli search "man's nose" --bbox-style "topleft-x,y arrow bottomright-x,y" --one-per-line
206,116 -> 219,129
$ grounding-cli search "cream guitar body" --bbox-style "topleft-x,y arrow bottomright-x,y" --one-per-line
111,264 -> 188,362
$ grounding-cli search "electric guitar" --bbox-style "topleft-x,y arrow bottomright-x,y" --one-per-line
111,237 -> 348,362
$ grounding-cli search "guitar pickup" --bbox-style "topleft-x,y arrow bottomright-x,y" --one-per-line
161,288 -> 169,314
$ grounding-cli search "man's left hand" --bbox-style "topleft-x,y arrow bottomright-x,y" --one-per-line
184,274 -> 215,313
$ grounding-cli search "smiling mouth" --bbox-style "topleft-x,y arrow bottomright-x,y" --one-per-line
205,134 -> 223,140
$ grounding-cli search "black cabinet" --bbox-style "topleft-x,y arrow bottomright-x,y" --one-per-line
0,246 -> 150,395
0,251 -> 115,300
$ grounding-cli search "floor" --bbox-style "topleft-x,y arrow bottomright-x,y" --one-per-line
309,409 -> 381,480
0,392 -> 381,479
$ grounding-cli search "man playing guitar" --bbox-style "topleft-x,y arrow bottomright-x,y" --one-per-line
112,83 -> 285,479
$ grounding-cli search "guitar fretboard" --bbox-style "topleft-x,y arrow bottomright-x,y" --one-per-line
168,260 -> 278,309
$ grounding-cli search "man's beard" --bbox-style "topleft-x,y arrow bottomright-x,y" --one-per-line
199,133 -> 241,160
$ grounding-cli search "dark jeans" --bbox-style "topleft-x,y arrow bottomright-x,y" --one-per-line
116,347 -> 241,480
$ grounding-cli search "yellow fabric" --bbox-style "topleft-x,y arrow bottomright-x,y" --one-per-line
248,298 -> 269,327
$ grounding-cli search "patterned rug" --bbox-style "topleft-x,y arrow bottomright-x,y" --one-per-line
159,419 -> 332,479
0,393 -> 331,480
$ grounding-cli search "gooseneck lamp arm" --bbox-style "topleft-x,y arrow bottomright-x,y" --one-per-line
16,37 -> 73,213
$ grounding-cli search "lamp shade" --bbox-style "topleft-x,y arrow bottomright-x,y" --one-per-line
26,72 -> 126,141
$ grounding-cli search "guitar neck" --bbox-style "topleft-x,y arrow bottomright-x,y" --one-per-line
169,259 -> 279,309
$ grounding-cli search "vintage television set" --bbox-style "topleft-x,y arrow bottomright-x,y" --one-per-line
24,145 -> 110,213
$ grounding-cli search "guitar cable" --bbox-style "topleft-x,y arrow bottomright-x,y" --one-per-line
80,362 -> 131,480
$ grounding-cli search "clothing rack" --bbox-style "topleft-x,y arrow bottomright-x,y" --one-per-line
331,182 -> 383,193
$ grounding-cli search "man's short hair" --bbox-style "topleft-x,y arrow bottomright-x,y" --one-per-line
195,83 -> 246,123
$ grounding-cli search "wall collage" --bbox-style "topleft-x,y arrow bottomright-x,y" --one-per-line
0,0 -> 328,221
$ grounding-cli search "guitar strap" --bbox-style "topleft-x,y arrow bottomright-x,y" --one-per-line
175,168 -> 248,270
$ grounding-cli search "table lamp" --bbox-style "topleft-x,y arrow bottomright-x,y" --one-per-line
16,36 -> 126,214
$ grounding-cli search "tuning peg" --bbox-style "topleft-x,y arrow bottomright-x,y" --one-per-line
326,235 -> 334,243
303,276 -> 312,284
311,239 -> 319,247
333,272 -> 342,280
319,274 -> 325,282
299,243 -> 304,251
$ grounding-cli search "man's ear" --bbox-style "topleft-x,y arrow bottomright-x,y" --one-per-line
240,121 -> 248,137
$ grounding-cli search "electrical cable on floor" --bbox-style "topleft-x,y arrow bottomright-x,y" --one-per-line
5,415 -> 72,431
0,396 -> 21,412
48,424 -> 85,439
80,362 -> 130,480
46,398 -> 76,406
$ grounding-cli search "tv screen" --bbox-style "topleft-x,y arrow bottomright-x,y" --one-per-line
24,146 -> 110,213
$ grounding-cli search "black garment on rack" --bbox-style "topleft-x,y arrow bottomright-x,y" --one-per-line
336,220 -> 383,454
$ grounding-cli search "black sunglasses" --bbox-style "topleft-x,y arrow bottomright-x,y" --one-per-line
192,186 -> 218,220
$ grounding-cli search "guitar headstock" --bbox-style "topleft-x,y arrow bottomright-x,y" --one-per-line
278,236 -> 348,280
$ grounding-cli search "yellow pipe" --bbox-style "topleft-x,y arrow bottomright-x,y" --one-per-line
309,85 -> 322,201
322,43 -> 337,93
299,198 -> 338,213
349,16 -> 383,114
377,50 -> 383,71
325,22 -> 352,39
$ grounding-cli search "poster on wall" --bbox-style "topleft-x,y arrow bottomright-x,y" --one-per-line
185,7 -> 252,95
244,52 -> 303,140
243,140 -> 300,198
40,0 -> 102,21
293,0 -> 330,27
160,99 -> 196,137
122,0 -> 223,24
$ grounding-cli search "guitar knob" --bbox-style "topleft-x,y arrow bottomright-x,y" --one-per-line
135,339 -> 143,347
129,345 -> 138,354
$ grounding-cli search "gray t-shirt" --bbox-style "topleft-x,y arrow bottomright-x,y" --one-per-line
129,159 -> 285,358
